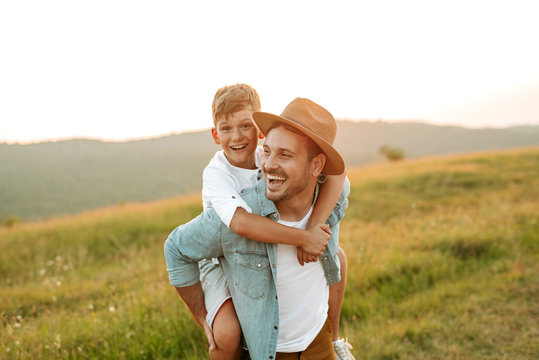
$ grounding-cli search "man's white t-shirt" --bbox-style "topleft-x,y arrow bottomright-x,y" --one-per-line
276,206 -> 329,352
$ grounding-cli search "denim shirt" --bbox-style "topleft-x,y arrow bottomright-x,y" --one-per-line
164,177 -> 349,360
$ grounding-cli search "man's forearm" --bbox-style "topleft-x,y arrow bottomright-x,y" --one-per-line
174,282 -> 207,327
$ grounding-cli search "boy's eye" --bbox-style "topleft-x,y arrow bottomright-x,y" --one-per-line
220,126 -> 231,132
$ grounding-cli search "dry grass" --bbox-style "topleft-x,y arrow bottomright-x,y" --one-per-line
1,147 -> 538,359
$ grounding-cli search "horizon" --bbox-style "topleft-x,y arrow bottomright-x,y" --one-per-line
1,118 -> 537,146
1,0 -> 538,143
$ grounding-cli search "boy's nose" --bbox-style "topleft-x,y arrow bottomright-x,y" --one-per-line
231,128 -> 242,141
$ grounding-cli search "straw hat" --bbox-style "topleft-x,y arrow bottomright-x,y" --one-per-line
253,97 -> 345,175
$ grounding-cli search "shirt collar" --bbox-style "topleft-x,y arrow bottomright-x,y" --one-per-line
255,177 -> 278,218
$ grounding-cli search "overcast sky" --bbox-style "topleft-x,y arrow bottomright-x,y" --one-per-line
1,0 -> 538,143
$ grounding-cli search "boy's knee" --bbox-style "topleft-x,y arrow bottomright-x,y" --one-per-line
213,300 -> 242,350
337,247 -> 348,280
214,322 -> 241,349
337,247 -> 347,264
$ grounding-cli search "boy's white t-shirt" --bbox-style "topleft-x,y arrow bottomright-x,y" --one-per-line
202,147 -> 264,227
275,206 -> 329,352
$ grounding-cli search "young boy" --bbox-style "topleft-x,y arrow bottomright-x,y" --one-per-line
197,84 -> 354,359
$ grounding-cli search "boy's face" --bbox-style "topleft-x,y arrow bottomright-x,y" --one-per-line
212,108 -> 263,169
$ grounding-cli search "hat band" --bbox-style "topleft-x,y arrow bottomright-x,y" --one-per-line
279,115 -> 321,140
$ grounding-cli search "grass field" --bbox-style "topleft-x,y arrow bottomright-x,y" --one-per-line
1,148 -> 538,359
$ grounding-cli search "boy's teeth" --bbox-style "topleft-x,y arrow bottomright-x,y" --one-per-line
231,145 -> 247,150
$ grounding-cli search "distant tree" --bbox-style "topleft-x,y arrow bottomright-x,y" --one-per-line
1,215 -> 21,228
379,145 -> 405,162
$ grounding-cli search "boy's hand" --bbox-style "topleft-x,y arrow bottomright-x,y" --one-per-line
303,223 -> 330,254
298,223 -> 331,265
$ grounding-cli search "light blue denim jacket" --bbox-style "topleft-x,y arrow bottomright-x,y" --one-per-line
164,177 -> 349,360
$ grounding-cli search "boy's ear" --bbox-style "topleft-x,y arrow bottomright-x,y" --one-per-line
258,131 -> 265,139
211,128 -> 220,145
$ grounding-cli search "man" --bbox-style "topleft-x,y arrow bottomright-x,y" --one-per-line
164,98 -> 351,359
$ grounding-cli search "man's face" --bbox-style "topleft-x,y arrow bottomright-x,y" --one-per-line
261,126 -> 314,203
211,108 -> 262,169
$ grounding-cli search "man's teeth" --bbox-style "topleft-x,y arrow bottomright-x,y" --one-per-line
269,175 -> 286,181
231,145 -> 247,150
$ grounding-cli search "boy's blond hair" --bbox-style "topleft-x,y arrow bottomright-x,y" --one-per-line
212,84 -> 261,125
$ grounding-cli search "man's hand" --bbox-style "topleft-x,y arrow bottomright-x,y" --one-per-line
297,247 -> 319,266
201,317 -> 216,352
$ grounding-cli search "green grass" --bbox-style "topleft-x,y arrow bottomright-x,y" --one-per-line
1,148 -> 538,359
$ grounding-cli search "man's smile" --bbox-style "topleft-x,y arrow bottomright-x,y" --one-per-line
266,173 -> 287,188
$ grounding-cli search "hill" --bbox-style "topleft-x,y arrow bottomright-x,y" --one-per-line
336,121 -> 539,166
0,148 -> 537,359
1,121 -> 538,221
0,132 -> 215,221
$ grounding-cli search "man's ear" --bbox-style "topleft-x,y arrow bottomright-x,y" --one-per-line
310,153 -> 326,177
211,128 -> 220,145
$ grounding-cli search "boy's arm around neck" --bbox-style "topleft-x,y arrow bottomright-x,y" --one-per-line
308,170 -> 347,227
296,171 -> 347,265
229,208 -> 330,256
228,170 -> 348,256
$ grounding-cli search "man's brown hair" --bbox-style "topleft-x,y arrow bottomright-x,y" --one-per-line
211,84 -> 261,125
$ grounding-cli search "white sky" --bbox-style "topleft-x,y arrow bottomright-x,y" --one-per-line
1,0 -> 538,143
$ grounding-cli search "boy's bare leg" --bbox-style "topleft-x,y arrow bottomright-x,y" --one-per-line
328,247 -> 347,341
209,299 -> 242,360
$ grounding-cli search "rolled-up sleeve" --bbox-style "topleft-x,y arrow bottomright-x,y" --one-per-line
164,209 -> 224,287
203,165 -> 253,227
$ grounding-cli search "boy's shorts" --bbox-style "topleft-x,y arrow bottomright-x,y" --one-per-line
199,259 -> 231,329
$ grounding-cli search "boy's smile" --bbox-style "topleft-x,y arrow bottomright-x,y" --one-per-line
211,108 -> 263,169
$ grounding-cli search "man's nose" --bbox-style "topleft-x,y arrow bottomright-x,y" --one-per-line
264,153 -> 278,170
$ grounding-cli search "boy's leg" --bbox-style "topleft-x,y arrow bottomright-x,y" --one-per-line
210,298 -> 242,360
328,247 -> 347,341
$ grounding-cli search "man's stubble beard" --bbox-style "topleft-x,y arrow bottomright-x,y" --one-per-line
265,163 -> 311,203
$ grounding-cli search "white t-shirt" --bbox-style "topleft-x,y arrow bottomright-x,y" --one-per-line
276,206 -> 329,352
202,147 -> 263,227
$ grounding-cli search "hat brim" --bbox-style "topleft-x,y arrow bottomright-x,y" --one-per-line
253,112 -> 345,175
